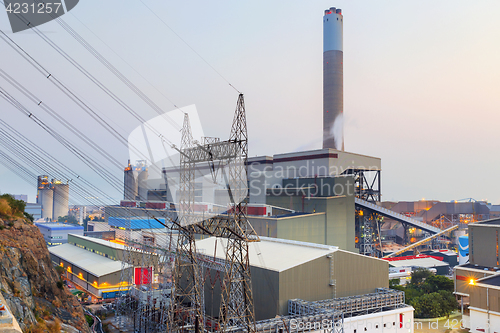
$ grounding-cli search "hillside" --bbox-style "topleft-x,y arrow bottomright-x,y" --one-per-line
0,213 -> 90,332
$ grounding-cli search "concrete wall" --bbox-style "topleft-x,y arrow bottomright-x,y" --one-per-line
324,196 -> 355,253
261,176 -> 356,252
248,216 -> 279,238
277,213 -> 326,245
333,250 -> 388,298
261,194 -> 355,252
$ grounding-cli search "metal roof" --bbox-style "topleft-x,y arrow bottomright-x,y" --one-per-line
196,237 -> 338,272
388,257 -> 449,268
49,243 -> 128,277
69,234 -> 127,250
35,222 -> 83,231
477,274 -> 500,287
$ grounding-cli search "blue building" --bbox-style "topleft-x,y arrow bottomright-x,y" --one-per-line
108,217 -> 166,231
35,222 -> 84,246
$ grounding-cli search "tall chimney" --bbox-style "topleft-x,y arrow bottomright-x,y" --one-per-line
323,7 -> 344,150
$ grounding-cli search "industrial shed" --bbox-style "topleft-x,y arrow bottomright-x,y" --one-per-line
49,243 -> 131,300
196,237 -> 388,321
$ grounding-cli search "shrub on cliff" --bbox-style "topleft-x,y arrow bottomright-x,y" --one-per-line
0,194 -> 26,219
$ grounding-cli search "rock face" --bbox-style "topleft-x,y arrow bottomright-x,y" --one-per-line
0,218 -> 90,332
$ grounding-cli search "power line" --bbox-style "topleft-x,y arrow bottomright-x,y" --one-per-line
138,0 -> 242,94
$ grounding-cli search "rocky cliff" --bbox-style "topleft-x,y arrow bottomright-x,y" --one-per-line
0,217 -> 90,332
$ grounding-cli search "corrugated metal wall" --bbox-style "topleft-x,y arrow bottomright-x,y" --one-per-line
333,250 -> 388,298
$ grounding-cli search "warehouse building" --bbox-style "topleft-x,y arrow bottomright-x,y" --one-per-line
35,222 -> 83,246
196,237 -> 389,321
384,255 -> 450,276
49,234 -> 131,300
422,249 -> 458,268
50,234 -> 169,301
468,274 -> 500,332
454,218 -> 500,331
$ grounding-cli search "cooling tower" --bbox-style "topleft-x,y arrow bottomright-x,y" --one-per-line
323,7 -> 344,150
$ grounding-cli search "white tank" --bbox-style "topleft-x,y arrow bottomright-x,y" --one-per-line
39,188 -> 54,221
137,169 -> 149,201
52,183 -> 69,221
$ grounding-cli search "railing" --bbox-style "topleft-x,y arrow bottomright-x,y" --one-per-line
289,288 -> 405,317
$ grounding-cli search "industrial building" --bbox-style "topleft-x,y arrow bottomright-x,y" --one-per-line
36,175 -> 70,221
193,235 -> 414,333
124,160 -> 149,201
383,199 -> 498,225
49,234 -> 131,300
384,255 -> 450,276
453,218 -> 500,331
35,222 -> 83,246
25,203 -> 42,220
244,150 -> 380,253
196,236 -> 389,321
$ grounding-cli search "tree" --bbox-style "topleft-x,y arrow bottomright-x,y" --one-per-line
24,212 -> 34,223
411,291 -> 458,318
57,215 -> 78,224
410,268 -> 433,287
0,194 -> 26,219
390,268 -> 457,318
389,278 -> 400,288
422,275 -> 454,293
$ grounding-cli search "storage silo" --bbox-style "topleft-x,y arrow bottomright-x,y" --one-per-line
52,181 -> 69,221
39,188 -> 54,221
124,160 -> 138,200
137,163 -> 149,201
37,175 -> 49,204
323,7 -> 344,150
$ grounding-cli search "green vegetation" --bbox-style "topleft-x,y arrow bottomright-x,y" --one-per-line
85,314 -> 94,327
55,265 -> 64,277
24,212 -> 34,222
0,194 -> 26,219
56,280 -> 64,289
57,215 -> 78,224
390,268 -> 458,318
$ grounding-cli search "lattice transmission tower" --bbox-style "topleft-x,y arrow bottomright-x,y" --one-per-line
170,94 -> 259,333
